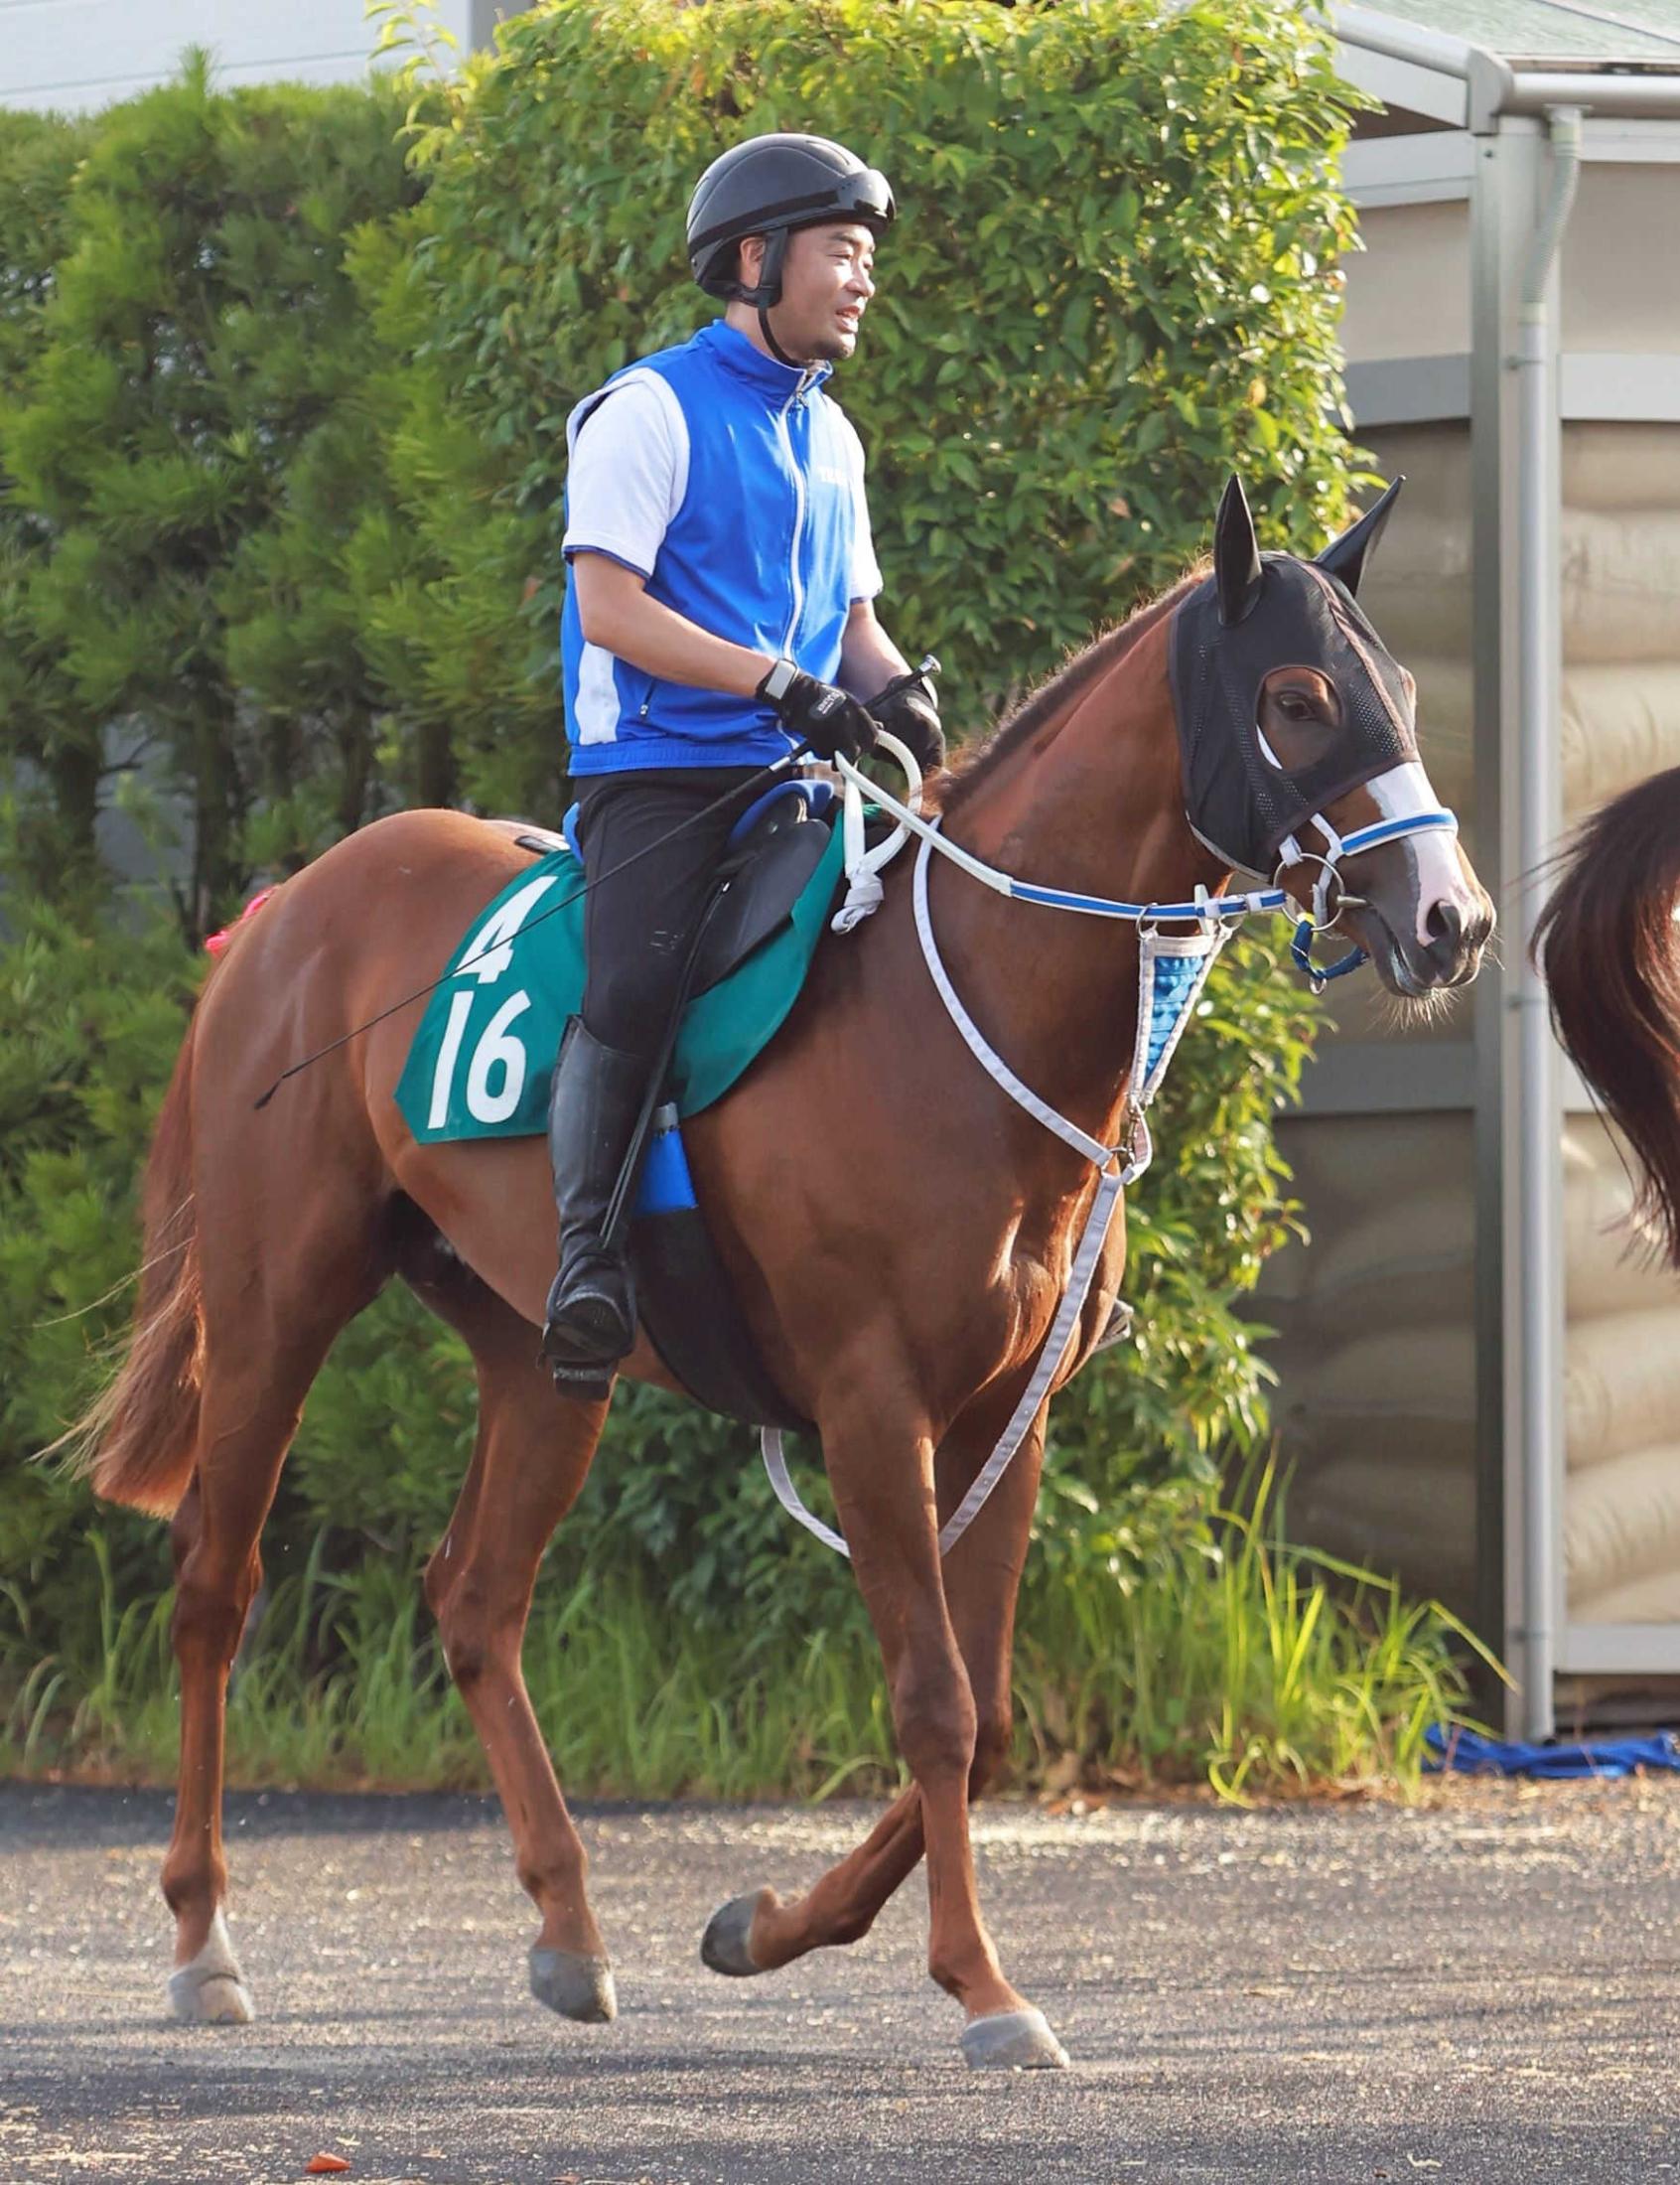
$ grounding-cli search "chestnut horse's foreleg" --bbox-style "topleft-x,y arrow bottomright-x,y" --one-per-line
807,1387 -> 1063,2067
707,1411 -> 1046,1980
414,1275 -> 614,2023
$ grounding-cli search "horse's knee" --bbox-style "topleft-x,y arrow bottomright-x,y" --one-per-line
434,1579 -> 511,1695
893,1657 -> 978,1784
439,1617 -> 490,1694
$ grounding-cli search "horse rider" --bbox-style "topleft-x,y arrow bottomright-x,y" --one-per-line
545,132 -> 944,1390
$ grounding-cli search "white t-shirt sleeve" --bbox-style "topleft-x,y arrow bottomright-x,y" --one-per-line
839,413 -> 884,604
562,371 -> 689,580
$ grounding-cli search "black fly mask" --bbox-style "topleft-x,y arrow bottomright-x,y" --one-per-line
1169,476 -> 1415,879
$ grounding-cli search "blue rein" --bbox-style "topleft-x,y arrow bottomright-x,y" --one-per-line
832,740 -> 1461,997
986,807 -> 1462,995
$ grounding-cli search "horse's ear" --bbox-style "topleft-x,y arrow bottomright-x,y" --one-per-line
1214,474 -> 1262,626
1316,476 -> 1405,597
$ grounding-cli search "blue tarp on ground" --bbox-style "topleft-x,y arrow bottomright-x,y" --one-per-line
1427,1724 -> 1680,1778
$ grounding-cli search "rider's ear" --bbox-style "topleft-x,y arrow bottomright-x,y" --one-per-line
1213,474 -> 1262,626
1315,476 -> 1405,598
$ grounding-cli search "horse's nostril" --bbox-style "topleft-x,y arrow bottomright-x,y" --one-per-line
1426,899 -> 1464,955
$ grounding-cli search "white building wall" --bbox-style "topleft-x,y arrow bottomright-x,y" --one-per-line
0,0 -> 495,113
1339,198 -> 1471,362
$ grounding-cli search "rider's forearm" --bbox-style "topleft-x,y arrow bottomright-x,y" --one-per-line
577,572 -> 774,702
837,606 -> 910,701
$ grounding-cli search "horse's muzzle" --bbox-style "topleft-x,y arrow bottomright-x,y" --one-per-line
1360,887 -> 1493,995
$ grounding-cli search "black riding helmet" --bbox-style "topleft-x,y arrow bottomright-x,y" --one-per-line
687,133 -> 894,366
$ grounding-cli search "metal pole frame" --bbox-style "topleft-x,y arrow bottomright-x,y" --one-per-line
1335,8 -> 1680,1733
1469,118 -> 1546,1738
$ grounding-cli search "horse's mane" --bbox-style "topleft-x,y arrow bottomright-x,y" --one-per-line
937,564 -> 1205,817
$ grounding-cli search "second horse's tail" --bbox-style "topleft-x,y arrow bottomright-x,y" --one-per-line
1535,763 -> 1680,1266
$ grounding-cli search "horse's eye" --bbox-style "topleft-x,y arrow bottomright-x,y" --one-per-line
1278,693 -> 1316,723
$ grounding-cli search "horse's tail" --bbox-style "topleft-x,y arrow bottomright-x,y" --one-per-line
1535,763 -> 1680,1267
65,1011 -> 205,1517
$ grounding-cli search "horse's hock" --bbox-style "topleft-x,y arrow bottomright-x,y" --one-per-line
1257,418 -> 1680,1650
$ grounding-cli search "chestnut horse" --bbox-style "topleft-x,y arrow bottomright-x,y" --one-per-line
1537,764 -> 1680,1263
76,480 -> 1491,2068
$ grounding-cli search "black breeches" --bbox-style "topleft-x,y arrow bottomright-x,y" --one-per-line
574,766 -> 764,1061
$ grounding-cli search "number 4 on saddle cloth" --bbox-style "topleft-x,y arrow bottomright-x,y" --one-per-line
394,783 -> 848,1430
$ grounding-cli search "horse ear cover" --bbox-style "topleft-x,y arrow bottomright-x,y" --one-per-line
1315,476 -> 1405,598
1213,474 -> 1263,627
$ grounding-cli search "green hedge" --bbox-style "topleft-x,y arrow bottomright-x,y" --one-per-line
0,60 -> 426,921
0,3 -> 1469,1796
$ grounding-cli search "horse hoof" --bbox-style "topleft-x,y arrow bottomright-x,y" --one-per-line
700,1887 -> 770,1977
167,1912 -> 254,2026
528,1946 -> 617,2023
959,2006 -> 1070,2071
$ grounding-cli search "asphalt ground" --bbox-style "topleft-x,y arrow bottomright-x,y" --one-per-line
4,1775 -> 1680,2184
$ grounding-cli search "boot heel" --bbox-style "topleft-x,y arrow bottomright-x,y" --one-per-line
540,1287 -> 632,1368
543,1018 -> 650,1382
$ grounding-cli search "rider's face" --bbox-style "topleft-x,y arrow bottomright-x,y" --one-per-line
740,223 -> 876,364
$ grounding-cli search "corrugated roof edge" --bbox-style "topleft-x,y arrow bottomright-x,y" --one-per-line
1334,1 -> 1680,122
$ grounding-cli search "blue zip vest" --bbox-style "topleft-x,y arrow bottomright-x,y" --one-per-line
560,321 -> 868,776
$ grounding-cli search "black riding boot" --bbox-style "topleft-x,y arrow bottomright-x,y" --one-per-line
540,1016 -> 648,1388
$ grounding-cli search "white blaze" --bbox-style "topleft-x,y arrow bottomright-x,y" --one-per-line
1367,760 -> 1477,947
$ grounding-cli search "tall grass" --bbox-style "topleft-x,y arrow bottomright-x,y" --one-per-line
1016,1456 -> 1497,1802
2,1459 -> 1489,1801
1,1529 -> 904,1798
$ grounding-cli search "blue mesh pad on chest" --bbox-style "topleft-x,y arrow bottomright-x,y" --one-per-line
1146,951 -> 1208,1082
394,824 -> 845,1145
1132,925 -> 1230,1109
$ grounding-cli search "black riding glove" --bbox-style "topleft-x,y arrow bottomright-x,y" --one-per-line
866,660 -> 944,775
757,657 -> 879,764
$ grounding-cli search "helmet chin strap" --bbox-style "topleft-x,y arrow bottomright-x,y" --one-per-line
757,298 -> 804,369
736,230 -> 817,371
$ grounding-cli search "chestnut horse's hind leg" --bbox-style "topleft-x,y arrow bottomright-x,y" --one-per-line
163,1306 -> 370,2024
703,1410 -> 1048,1996
408,1258 -> 615,2023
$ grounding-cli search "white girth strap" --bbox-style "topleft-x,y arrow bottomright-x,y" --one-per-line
761,827 -> 1132,1561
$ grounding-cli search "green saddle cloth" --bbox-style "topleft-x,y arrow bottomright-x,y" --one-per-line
394,825 -> 846,1145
